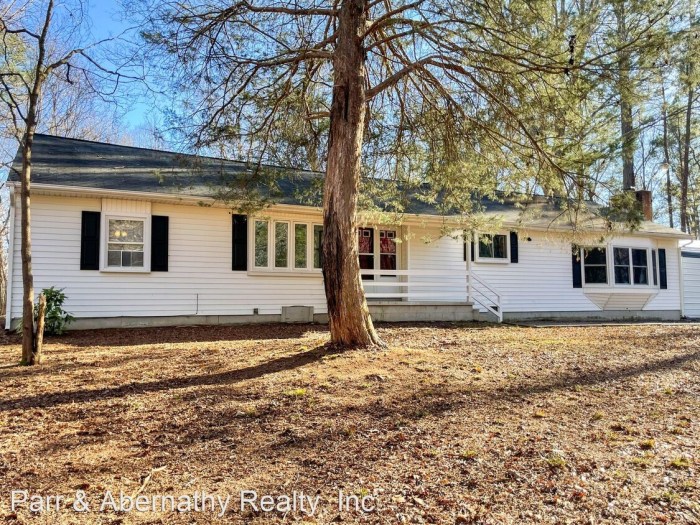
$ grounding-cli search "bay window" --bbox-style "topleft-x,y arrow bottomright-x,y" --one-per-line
578,245 -> 657,288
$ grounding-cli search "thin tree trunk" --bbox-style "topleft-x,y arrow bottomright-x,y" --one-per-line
662,91 -> 674,227
33,294 -> 46,365
616,2 -> 635,191
20,130 -> 36,364
321,0 -> 382,347
681,84 -> 694,233
20,0 -> 53,364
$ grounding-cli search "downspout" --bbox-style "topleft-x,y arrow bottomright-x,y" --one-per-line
5,185 -> 15,330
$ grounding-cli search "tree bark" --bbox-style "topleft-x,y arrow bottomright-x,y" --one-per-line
32,294 -> 47,365
20,127 -> 36,364
321,0 -> 382,347
615,3 -> 635,191
661,83 -> 674,228
680,84 -> 694,233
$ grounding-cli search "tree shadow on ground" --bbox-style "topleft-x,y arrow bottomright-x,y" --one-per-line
1,341 -> 698,414
0,321 -> 494,349
0,344 -> 342,411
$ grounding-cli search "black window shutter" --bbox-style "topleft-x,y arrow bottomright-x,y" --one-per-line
151,215 -> 169,272
572,245 -> 582,288
658,248 -> 667,289
652,249 -> 658,286
463,241 -> 466,262
470,240 -> 475,262
232,214 -> 248,271
80,211 -> 100,270
510,231 -> 519,263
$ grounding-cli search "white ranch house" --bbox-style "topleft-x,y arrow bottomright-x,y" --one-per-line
5,135 -> 693,329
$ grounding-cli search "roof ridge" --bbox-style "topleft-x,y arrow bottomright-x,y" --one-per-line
30,133 -> 324,176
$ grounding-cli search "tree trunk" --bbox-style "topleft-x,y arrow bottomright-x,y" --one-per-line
20,129 -> 36,364
680,84 -> 694,233
32,294 -> 47,365
616,3 -> 635,191
661,83 -> 674,228
321,0 -> 382,347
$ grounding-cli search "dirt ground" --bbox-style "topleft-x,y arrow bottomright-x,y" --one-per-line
0,322 -> 698,524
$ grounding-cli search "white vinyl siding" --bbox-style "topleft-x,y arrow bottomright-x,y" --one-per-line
471,233 -> 681,313
10,195 -> 327,319
681,245 -> 700,318
7,193 -> 683,323
407,228 -> 467,302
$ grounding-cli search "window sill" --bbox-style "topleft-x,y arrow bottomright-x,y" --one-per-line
583,286 -> 658,294
474,258 -> 509,264
100,267 -> 151,274
247,269 -> 323,277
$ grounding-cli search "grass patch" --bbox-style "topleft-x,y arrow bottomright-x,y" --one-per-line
284,388 -> 308,398
669,457 -> 692,470
546,454 -> 567,470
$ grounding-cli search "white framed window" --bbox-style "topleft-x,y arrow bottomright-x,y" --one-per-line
274,221 -> 289,268
613,247 -> 654,287
254,219 -> 269,268
102,216 -> 150,272
578,245 -> 658,289
582,247 -> 608,285
250,219 -> 323,273
294,223 -> 308,269
476,233 -> 509,262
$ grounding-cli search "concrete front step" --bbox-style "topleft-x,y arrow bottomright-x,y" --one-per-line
367,301 -> 475,322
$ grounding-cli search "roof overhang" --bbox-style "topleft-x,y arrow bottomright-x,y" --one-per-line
13,181 -> 693,240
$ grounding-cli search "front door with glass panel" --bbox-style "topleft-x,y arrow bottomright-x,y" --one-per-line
358,227 -> 399,298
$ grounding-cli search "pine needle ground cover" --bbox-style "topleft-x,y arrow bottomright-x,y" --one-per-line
0,323 -> 698,524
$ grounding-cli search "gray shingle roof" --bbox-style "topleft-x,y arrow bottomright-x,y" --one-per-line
9,134 -> 691,238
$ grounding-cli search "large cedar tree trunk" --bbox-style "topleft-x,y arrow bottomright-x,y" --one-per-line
321,0 -> 382,347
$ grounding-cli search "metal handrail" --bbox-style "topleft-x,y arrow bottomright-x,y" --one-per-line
468,272 -> 503,323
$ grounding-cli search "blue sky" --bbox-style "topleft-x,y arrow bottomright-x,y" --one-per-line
86,0 -> 151,128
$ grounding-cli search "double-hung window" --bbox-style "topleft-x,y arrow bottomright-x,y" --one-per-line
106,218 -> 146,269
582,247 -> 607,284
477,233 -> 508,261
613,247 -> 650,286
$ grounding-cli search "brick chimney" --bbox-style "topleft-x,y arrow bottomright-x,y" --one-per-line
635,190 -> 652,221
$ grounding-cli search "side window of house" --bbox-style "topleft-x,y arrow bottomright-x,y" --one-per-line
478,234 -> 507,260
107,218 -> 145,268
613,247 -> 649,285
582,247 -> 607,284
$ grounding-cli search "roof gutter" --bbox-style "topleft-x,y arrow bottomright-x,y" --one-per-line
16,181 -> 693,239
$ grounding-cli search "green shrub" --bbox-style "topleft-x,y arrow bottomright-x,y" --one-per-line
36,287 -> 74,335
